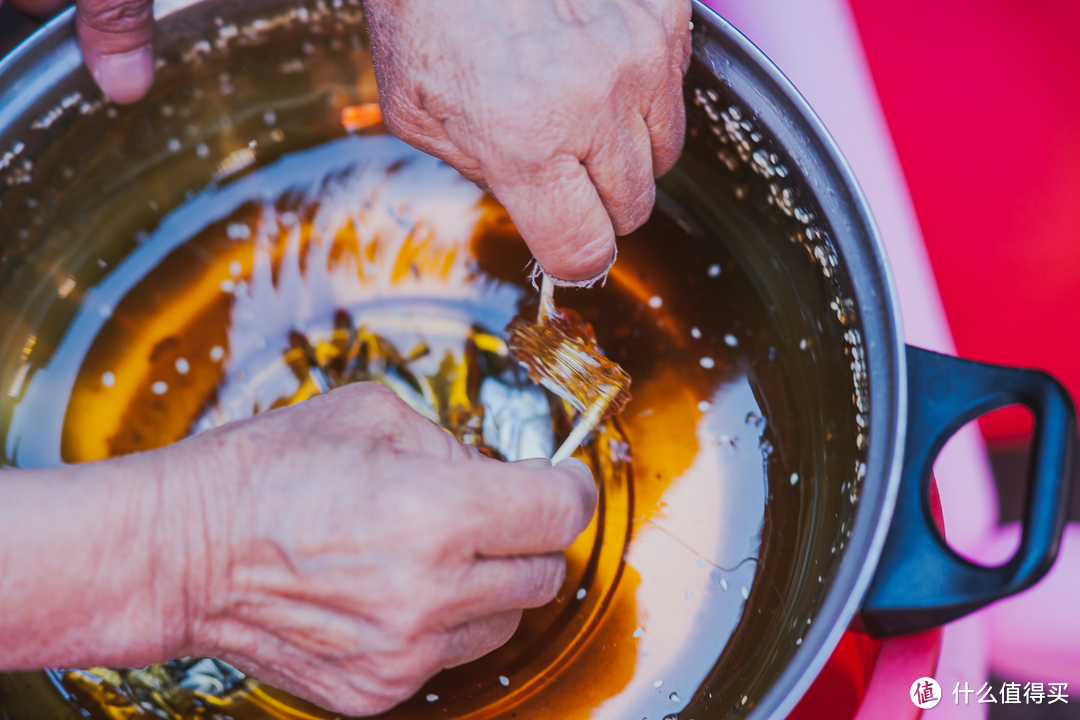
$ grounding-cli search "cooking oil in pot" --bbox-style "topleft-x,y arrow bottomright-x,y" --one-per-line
0,8 -> 815,717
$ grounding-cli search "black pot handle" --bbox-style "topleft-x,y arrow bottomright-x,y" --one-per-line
859,345 -> 1075,636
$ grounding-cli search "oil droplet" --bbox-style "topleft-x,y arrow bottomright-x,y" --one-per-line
648,295 -> 663,309
653,680 -> 664,689
697,400 -> 711,412
690,326 -> 701,339
697,558 -> 706,567
152,381 -> 168,395
167,138 -> 181,152
669,692 -> 680,702
790,473 -> 799,485
707,264 -> 721,277
699,357 -> 715,369
684,589 -> 692,599
720,578 -> 728,590
499,675 -> 510,687
101,371 -> 115,388
226,223 -> 251,240
175,358 -> 190,374
741,586 -> 749,600
426,694 -> 438,702
724,334 -> 738,347
210,346 -> 225,362
632,627 -> 644,638
576,588 -> 587,600
58,276 -> 77,298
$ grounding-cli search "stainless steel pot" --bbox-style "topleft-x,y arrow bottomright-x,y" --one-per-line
0,1 -> 1073,719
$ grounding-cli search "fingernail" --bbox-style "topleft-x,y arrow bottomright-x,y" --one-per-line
93,45 -> 154,104
513,457 -> 552,469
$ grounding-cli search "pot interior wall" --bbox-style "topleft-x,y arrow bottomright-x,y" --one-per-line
0,3 -> 875,719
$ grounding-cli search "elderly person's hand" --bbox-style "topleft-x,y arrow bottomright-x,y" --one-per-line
0,383 -> 597,716
365,0 -> 692,283
11,0 -> 691,283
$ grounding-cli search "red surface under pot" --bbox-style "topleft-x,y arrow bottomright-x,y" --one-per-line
785,477 -> 947,720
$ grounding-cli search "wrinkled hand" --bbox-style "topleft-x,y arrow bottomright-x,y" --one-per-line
366,0 -> 692,283
172,383 -> 596,715
22,0 -> 690,281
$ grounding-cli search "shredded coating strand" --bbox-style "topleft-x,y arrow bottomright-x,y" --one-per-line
506,300 -> 631,424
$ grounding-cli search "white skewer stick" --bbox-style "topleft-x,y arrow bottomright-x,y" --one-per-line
538,273 -> 555,325
537,272 -> 608,464
552,399 -> 606,465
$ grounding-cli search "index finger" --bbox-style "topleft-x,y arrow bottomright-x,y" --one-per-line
485,154 -> 617,284
446,456 -> 598,558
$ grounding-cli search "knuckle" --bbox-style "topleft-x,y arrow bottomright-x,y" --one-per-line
375,480 -> 458,550
314,676 -> 397,717
81,0 -> 152,35
351,382 -> 412,430
355,380 -> 403,406
341,694 -> 394,717
359,659 -> 431,707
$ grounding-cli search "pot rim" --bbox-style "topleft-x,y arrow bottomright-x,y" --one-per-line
0,3 -> 909,718
685,4 -> 908,718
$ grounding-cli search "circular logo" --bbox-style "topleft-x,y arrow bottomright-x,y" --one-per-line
911,677 -> 942,709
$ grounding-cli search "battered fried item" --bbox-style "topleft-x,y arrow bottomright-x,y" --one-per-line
506,277 -> 631,462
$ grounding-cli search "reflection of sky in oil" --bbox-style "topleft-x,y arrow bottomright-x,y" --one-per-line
6,137 -> 519,464
193,138 -> 521,430
596,377 -> 765,720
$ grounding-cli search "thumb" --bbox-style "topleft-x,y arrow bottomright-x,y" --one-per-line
76,0 -> 154,104
485,154 -> 617,284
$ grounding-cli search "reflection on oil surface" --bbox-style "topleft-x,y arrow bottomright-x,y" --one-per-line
5,134 -> 781,719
